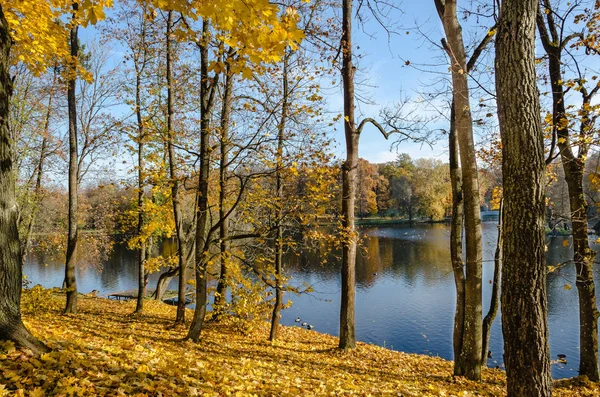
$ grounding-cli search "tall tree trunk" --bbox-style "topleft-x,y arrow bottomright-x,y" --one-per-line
496,0 -> 552,394
339,0 -> 358,350
569,165 -> 599,380
537,5 -> 599,378
135,69 -> 146,314
481,199 -> 502,367
165,11 -> 187,323
270,51 -> 289,342
214,53 -> 234,317
0,5 -> 48,354
436,0 -> 483,380
64,6 -> 79,314
448,102 -> 466,373
441,0 -> 482,380
187,20 -> 212,342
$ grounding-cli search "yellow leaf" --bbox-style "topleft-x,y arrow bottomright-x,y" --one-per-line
564,284 -> 572,290
40,353 -> 54,362
29,388 -> 45,397
1,341 -> 15,354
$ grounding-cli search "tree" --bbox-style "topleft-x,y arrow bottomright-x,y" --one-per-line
411,158 -> 451,221
482,197 -> 502,367
186,18 -> 216,342
338,0 -> 397,350
205,4 -> 339,335
356,159 -> 382,218
269,50 -> 289,341
0,0 -> 110,346
64,2 -> 80,315
496,0 -> 552,394
0,5 -> 49,354
10,63 -> 62,261
214,48 -> 235,318
379,155 -> 417,220
104,0 -> 158,313
537,0 -> 600,380
183,3 -> 304,342
434,0 -> 485,379
64,39 -> 122,314
163,9 -> 189,324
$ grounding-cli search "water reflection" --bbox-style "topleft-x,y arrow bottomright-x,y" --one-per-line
23,224 -> 599,379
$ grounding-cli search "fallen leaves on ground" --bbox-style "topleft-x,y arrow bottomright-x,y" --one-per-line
0,292 -> 597,396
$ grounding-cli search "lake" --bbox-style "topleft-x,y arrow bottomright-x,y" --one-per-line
23,223 -> 596,379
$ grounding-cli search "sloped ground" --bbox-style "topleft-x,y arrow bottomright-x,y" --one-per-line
0,291 -> 597,396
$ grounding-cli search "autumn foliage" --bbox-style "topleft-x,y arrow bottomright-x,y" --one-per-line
0,291 -> 595,396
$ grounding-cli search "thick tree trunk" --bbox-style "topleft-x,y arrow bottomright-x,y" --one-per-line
339,0 -> 357,350
0,6 -> 47,353
496,0 -> 552,394
164,11 -> 187,323
214,54 -> 234,317
135,70 -> 146,314
448,103 -> 467,373
436,0 -> 483,379
64,6 -> 79,314
270,51 -> 289,342
537,8 -> 599,378
187,20 -> 212,342
482,199 -> 502,367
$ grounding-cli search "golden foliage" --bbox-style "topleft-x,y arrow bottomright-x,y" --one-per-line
3,0 -> 301,79
0,293 -> 596,396
1,0 -> 112,74
2,0 -> 70,74
490,186 -> 502,211
146,0 -> 304,72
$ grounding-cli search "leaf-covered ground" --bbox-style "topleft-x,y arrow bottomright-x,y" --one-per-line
1,293 -> 598,396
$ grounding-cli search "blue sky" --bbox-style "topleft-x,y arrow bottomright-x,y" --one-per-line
327,1 -> 451,164
77,0 -> 600,169
78,1 -> 494,167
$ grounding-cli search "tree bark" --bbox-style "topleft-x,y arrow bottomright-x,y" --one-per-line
569,165 -> 600,380
187,20 -> 212,342
0,5 -> 48,354
214,52 -> 234,318
64,5 -> 79,314
536,3 -> 599,379
496,0 -> 552,394
270,50 -> 290,342
436,0 -> 483,379
339,0 -> 357,350
164,11 -> 187,323
482,199 -> 502,367
135,64 -> 146,314
448,102 -> 466,373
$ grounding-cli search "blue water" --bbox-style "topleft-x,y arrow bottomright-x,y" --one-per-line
24,223 -> 595,379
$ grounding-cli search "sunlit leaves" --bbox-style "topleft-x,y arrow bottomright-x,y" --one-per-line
145,0 -> 304,77
1,0 -> 111,75
2,0 -> 69,74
